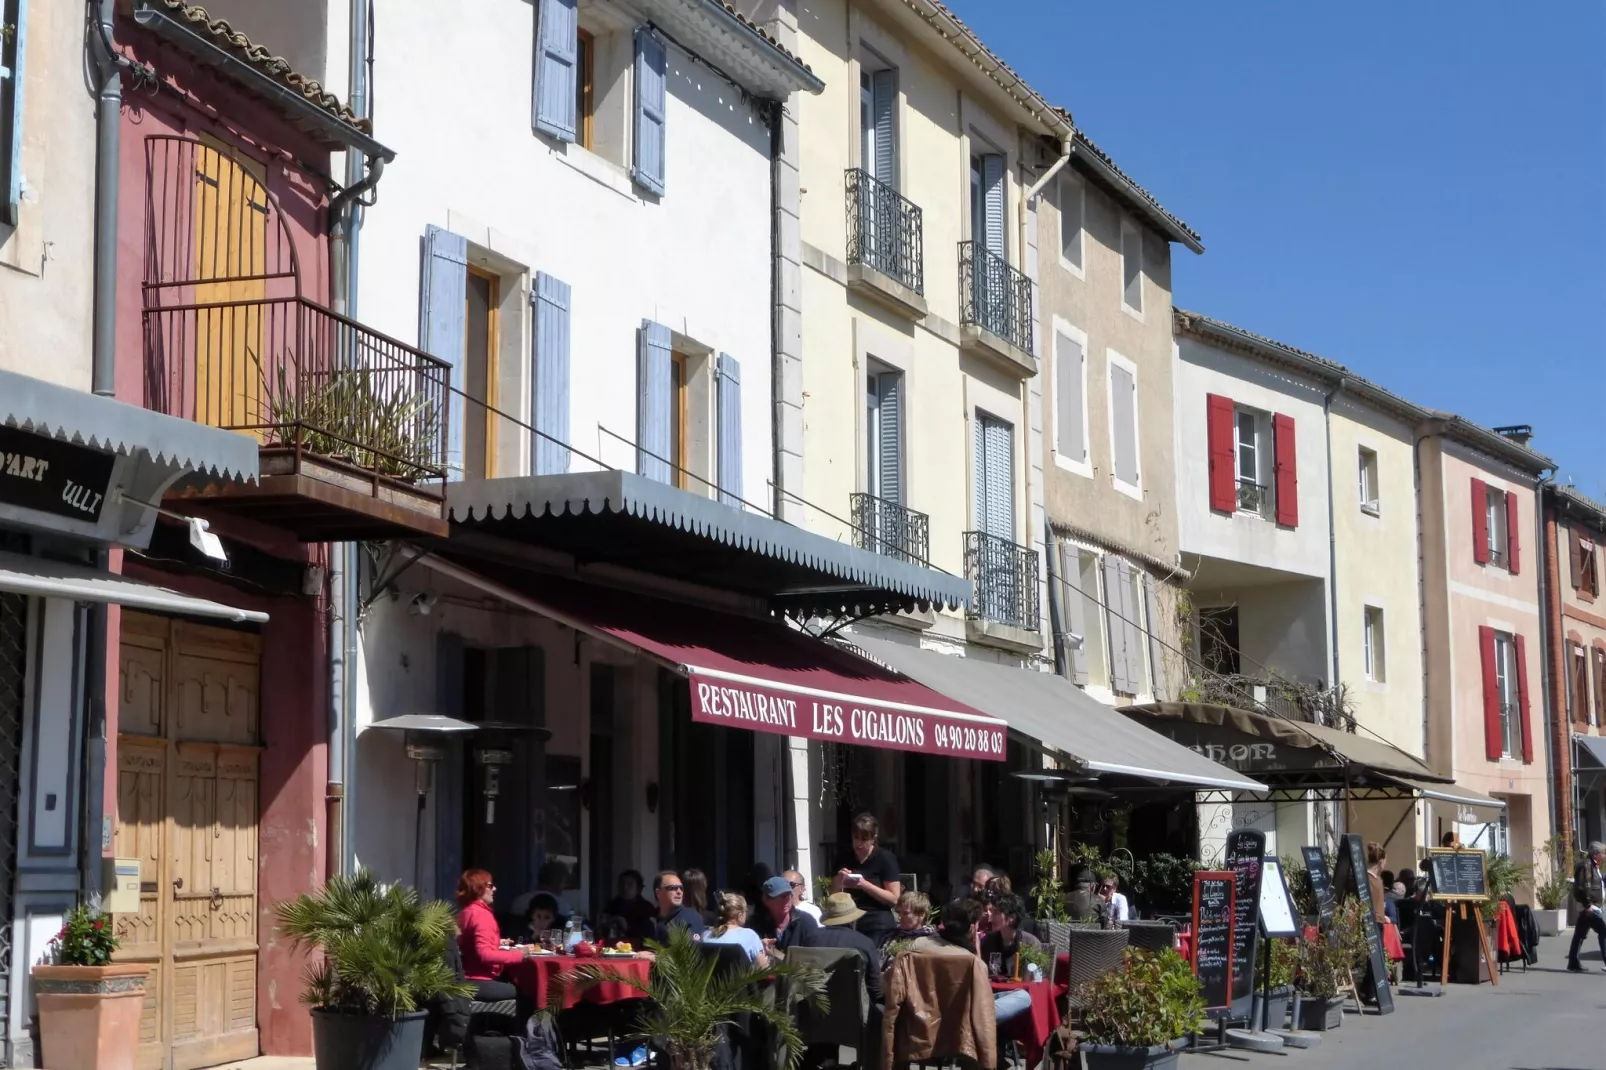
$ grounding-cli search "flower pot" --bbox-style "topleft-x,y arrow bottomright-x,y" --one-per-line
31,962 -> 151,1070
311,1007 -> 428,1070
1250,986 -> 1292,1031
1293,994 -> 1345,1031
1536,908 -> 1566,937
1081,1042 -> 1180,1070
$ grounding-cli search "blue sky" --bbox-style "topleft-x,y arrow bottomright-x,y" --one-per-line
944,0 -> 1606,497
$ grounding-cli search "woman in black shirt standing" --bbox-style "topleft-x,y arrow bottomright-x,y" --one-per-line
832,812 -> 902,944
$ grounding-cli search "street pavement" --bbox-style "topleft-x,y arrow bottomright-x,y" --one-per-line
1183,955 -> 1606,1070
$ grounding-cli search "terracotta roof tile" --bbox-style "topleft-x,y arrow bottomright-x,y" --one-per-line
713,1 -> 814,78
1063,113 -> 1200,247
151,0 -> 370,133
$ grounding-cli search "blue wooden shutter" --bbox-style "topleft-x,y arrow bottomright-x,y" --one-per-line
877,373 -> 902,505
716,353 -> 742,505
636,319 -> 672,483
633,28 -> 666,195
982,153 -> 1006,257
531,272 -> 571,475
419,225 -> 468,480
1,0 -> 25,227
984,416 -> 1013,540
532,0 -> 578,141
870,69 -> 896,186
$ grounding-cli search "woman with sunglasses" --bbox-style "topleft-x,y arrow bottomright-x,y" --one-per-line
456,869 -> 536,1002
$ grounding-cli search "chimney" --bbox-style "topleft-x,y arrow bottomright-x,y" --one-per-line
1493,424 -> 1534,448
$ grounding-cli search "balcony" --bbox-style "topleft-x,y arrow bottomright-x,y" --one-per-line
964,530 -> 1040,649
1237,478 -> 1271,519
141,134 -> 449,540
959,241 -> 1034,378
844,169 -> 926,319
850,493 -> 930,564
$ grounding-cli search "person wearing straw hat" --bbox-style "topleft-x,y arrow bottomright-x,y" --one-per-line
802,892 -> 884,1003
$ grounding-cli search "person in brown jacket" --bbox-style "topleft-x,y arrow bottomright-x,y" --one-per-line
1365,842 -> 1389,926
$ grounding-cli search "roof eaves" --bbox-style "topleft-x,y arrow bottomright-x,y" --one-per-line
1070,127 -> 1203,253
1428,414 -> 1554,475
1549,484 -> 1606,530
703,0 -> 823,94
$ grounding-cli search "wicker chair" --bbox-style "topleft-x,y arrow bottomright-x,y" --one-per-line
1064,925 -> 1129,1015
1121,920 -> 1177,953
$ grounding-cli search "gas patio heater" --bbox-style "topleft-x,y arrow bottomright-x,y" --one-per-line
366,713 -> 479,890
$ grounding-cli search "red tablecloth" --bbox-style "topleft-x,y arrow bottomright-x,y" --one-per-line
991,979 -> 1058,1070
505,953 -> 651,1010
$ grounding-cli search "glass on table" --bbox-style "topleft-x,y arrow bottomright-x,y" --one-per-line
987,952 -> 1003,978
544,929 -> 564,952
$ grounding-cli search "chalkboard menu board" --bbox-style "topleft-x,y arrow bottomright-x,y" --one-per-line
1302,845 -> 1335,925
1428,849 -> 1489,901
1225,829 -> 1266,1002
1192,871 -> 1236,1011
1334,834 -> 1394,1015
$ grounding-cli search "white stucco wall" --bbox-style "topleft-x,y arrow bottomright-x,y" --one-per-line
352,0 -> 775,492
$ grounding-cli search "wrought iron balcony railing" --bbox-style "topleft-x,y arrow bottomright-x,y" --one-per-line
850,492 -> 930,564
959,240 -> 1033,354
846,168 -> 924,296
1237,478 -> 1270,517
963,530 -> 1039,630
143,295 -> 451,485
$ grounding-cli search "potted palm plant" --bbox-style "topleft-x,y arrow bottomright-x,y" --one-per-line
273,870 -> 469,1070
572,926 -> 827,1070
1293,900 -> 1366,1031
1075,947 -> 1205,1070
31,899 -> 150,1070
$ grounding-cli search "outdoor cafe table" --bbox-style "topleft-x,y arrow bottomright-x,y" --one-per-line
505,952 -> 651,1010
991,978 -> 1061,1070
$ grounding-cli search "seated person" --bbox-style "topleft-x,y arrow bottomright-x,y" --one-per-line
895,890 -> 936,939
754,875 -> 820,952
521,892 -> 563,946
803,892 -> 884,1004
979,894 -> 1042,977
455,869 -> 537,1003
702,893 -> 769,966
918,898 -> 1030,1024
603,870 -> 657,948
651,871 -> 707,943
1097,876 -> 1130,923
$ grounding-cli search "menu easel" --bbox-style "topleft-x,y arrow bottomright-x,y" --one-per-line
1428,848 -> 1497,987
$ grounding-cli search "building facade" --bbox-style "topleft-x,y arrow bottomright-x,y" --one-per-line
1542,485 -> 1606,856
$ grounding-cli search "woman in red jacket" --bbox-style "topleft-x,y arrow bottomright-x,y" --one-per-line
456,868 -> 531,1001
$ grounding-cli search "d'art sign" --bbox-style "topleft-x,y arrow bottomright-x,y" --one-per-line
690,672 -> 1007,760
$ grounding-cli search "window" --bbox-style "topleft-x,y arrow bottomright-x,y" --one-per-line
1573,532 -> 1599,599
1595,647 -> 1606,728
865,367 -> 903,502
1058,173 -> 1084,273
1486,487 -> 1509,567
1358,447 -> 1380,515
463,266 -> 500,479
1570,643 -> 1590,726
1363,606 -> 1385,682
1233,408 -> 1270,518
670,351 -> 689,489
859,65 -> 896,185
1494,631 -> 1519,758
970,151 -> 1005,256
973,411 -> 1014,540
1053,324 -> 1088,472
1103,556 -> 1148,697
1120,217 -> 1143,314
576,28 -> 595,149
1107,352 -> 1139,496
1198,606 -> 1241,676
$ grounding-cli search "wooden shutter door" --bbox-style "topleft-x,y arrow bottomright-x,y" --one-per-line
1514,633 -> 1533,763
531,272 -> 572,475
984,416 -> 1014,540
1506,492 -> 1522,574
1059,541 -> 1089,685
1471,478 -> 1490,564
716,353 -> 743,505
632,28 -> 667,194
191,143 -> 268,439
876,372 -> 903,506
1206,394 -> 1236,512
870,70 -> 896,186
420,225 -> 469,480
1478,626 -> 1502,760
981,154 -> 1006,257
532,0 -> 579,140
1273,414 -> 1298,527
636,320 -> 673,482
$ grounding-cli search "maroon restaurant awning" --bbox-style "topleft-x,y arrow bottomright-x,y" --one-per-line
418,555 -> 1008,761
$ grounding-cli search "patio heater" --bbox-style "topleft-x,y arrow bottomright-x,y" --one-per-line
366,713 -> 479,890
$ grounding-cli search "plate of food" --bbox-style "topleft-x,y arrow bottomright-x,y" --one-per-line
600,945 -> 636,958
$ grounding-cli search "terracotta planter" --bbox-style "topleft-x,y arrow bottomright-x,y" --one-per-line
31,963 -> 151,1070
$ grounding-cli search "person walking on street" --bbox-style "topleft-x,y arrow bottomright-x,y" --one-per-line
1567,842 -> 1606,973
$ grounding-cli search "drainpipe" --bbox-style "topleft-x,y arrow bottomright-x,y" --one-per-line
90,0 -> 125,396
1015,134 -> 1070,305
1536,474 -> 1562,853
766,101 -> 784,519
1322,378 -> 1345,718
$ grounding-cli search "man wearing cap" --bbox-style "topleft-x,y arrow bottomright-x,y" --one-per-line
755,874 -> 820,951
802,892 -> 884,1003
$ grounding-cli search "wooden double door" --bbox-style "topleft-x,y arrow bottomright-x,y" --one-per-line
114,612 -> 262,1070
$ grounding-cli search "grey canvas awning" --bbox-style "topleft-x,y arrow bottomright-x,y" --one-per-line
0,369 -> 259,549
0,550 -> 266,623
1385,775 -> 1504,814
1575,733 -> 1606,771
845,635 -> 1265,792
446,471 -> 971,617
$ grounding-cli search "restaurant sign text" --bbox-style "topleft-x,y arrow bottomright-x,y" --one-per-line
0,425 -> 117,524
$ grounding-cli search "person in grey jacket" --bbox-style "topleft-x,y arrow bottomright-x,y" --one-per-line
1567,842 -> 1606,972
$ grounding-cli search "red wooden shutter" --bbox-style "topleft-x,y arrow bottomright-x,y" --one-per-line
1572,533 -> 1584,589
1572,643 -> 1590,726
1272,414 -> 1298,527
1206,394 -> 1235,513
1479,625 -> 1502,760
1471,478 -> 1490,564
1515,632 -> 1533,763
1506,491 -> 1521,574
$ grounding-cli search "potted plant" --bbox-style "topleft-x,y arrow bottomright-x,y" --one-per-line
1293,900 -> 1366,1031
273,869 -> 469,1070
1250,938 -> 1297,1031
1076,947 -> 1204,1070
1031,848 -> 1072,952
573,926 -> 827,1070
31,899 -> 150,1070
1531,837 -> 1570,936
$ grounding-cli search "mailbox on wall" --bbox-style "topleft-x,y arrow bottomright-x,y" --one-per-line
101,857 -> 141,914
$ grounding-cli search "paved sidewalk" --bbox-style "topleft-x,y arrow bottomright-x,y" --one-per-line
1182,960 -> 1606,1069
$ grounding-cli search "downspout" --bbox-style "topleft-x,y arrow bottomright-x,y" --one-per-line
1322,378 -> 1345,718
1536,474 -> 1561,852
767,100 -> 784,519
90,0 -> 125,396
1016,134 -> 1071,281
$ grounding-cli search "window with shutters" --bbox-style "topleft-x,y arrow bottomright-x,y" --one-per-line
1493,630 -> 1518,759
1065,544 -> 1108,689
1358,447 -> 1380,516
1485,487 -> 1509,568
856,367 -> 925,562
1363,605 -> 1385,682
463,266 -> 501,478
1058,173 -> 1084,276
1570,643 -> 1590,727
1120,217 -> 1143,317
973,411 -> 1015,540
575,28 -> 595,149
1594,647 -> 1606,728
1103,557 -> 1148,698
1233,407 -> 1272,519
670,352 -> 689,489
1107,351 -> 1140,498
532,1 -> 642,173
1053,322 -> 1089,474
1575,533 -> 1599,600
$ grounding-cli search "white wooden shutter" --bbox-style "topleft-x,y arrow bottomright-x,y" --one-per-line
636,320 -> 673,483
716,353 -> 742,505
1101,556 -> 1129,692
1142,571 -> 1165,698
871,69 -> 897,186
531,272 -> 571,475
877,373 -> 902,505
1060,540 -> 1089,685
1110,361 -> 1138,485
1055,329 -> 1084,464
532,0 -> 578,141
419,225 -> 468,480
982,153 -> 1006,257
633,28 -> 667,195
1,0 -> 26,227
